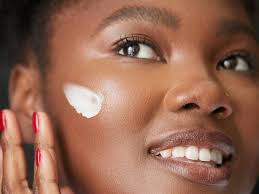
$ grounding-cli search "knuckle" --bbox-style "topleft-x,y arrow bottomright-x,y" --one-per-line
32,184 -> 39,194
2,178 -> 29,194
2,138 -> 22,149
34,143 -> 54,150
2,183 -> 17,194
38,176 -> 59,185
19,179 -> 29,190
2,183 -> 10,194
2,180 -> 12,193
33,177 -> 59,194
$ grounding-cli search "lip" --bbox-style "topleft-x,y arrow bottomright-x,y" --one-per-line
148,130 -> 236,186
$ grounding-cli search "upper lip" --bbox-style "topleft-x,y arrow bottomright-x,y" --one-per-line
148,129 -> 236,158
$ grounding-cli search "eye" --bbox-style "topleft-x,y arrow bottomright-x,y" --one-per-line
114,35 -> 161,61
118,42 -> 158,60
218,54 -> 252,72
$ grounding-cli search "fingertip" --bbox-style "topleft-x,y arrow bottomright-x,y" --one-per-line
0,109 -> 22,145
0,110 -> 31,193
1,109 -> 16,122
0,110 -> 6,133
32,112 -> 39,134
36,112 -> 49,121
0,144 -> 3,160
37,112 -> 53,131
0,144 -> 3,178
34,111 -> 55,146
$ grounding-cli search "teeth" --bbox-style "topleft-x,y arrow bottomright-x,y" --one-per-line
185,146 -> 199,160
160,149 -> 172,158
199,148 -> 211,162
172,147 -> 185,158
158,146 -> 224,165
211,149 -> 223,165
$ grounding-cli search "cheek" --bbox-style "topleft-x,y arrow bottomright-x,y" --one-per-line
235,90 -> 259,157
45,73 -> 164,190
221,77 -> 259,161
99,79 -> 163,131
231,86 -> 259,183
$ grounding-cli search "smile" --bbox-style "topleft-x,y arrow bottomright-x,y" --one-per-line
156,146 -> 227,166
148,130 -> 236,186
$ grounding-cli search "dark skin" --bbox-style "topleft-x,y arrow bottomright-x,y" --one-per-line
1,0 -> 259,193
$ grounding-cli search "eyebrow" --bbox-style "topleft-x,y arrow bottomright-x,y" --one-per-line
216,19 -> 258,42
94,5 -> 181,35
92,5 -> 258,44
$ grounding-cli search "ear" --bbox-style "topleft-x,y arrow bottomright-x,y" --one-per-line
8,61 -> 44,144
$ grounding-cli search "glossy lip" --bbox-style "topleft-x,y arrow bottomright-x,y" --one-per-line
148,130 -> 236,186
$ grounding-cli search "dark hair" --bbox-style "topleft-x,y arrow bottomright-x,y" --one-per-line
9,0 -> 256,70
8,0 -> 63,69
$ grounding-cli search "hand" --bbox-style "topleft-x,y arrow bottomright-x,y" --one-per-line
0,110 -> 74,194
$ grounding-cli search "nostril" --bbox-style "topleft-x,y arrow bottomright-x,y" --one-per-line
183,103 -> 200,110
212,106 -> 226,115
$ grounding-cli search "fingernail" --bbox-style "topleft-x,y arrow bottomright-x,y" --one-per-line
35,149 -> 41,167
0,111 -> 6,132
32,112 -> 39,134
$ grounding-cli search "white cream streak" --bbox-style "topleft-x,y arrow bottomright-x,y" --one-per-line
63,83 -> 104,118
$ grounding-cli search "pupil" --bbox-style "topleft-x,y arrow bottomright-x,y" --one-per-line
123,43 -> 140,56
224,57 -> 236,69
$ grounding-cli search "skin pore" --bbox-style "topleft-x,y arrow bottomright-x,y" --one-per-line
8,0 -> 259,193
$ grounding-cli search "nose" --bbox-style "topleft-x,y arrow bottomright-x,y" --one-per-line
163,79 -> 233,119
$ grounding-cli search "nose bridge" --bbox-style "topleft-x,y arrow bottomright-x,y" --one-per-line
163,77 -> 233,119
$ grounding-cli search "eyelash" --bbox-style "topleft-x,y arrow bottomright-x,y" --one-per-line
112,34 -> 258,73
112,34 -> 162,59
217,51 -> 258,73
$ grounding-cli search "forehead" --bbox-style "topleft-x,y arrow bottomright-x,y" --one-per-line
63,0 -> 246,14
54,0 -> 250,28
50,0 -> 253,41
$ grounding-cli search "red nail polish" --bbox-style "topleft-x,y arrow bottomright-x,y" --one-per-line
0,111 -> 6,132
35,149 -> 41,167
32,112 -> 39,134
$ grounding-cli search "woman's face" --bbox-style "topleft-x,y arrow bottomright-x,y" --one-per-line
35,0 -> 259,193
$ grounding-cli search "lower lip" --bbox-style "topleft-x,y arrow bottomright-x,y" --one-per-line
151,156 -> 232,186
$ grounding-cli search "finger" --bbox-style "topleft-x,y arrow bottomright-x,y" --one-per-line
0,110 -> 4,190
0,110 -> 31,193
32,112 -> 60,194
60,186 -> 75,194
0,144 -> 3,191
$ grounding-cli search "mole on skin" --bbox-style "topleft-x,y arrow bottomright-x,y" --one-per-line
63,83 -> 104,119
